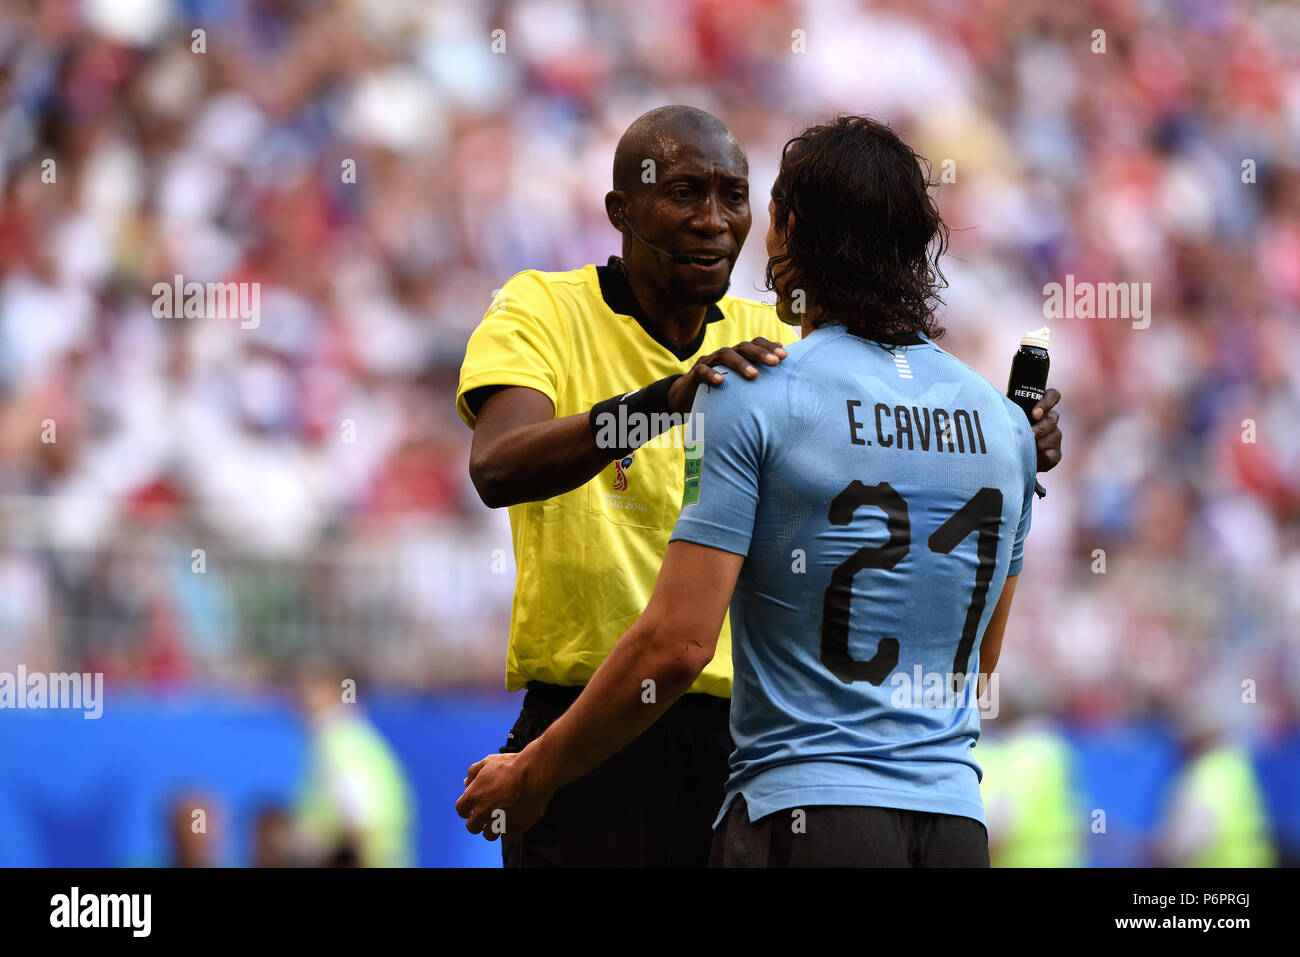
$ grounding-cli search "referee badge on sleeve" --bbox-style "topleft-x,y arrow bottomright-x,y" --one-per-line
682,440 -> 703,506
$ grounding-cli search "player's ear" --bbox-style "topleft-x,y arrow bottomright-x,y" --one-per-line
606,191 -> 628,231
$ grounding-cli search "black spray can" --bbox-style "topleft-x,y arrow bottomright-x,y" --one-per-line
1007,327 -> 1051,419
1007,327 -> 1050,498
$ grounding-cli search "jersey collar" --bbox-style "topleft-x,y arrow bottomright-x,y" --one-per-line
596,256 -> 726,363
816,319 -> 928,348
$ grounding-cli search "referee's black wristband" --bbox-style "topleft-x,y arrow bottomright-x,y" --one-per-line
588,375 -> 683,460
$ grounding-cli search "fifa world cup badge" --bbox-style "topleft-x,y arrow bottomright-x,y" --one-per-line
682,441 -> 703,505
613,452 -> 635,492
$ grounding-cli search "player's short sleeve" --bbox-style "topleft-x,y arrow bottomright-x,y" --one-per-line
669,371 -> 777,557
456,271 -> 566,429
1006,415 -> 1036,577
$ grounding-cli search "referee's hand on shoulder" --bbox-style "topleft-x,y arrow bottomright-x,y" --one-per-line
668,338 -> 788,414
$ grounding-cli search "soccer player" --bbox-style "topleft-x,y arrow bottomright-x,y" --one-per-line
458,115 -> 1042,867
456,107 -> 1063,867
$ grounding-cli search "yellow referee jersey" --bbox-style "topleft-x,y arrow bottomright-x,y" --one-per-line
457,257 -> 790,698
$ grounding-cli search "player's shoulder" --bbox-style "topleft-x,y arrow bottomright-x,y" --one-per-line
926,343 -> 1021,416
922,342 -> 1034,445
923,341 -> 993,388
758,322 -> 883,382
701,320 -> 821,411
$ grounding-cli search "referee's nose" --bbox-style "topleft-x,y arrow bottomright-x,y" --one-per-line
689,192 -> 730,239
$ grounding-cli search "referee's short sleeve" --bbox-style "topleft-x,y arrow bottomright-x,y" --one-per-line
669,371 -> 773,558
456,271 -> 565,429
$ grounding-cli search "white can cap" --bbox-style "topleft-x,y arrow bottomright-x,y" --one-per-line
1020,326 -> 1051,350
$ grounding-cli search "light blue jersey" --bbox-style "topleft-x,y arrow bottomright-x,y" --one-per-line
670,322 -> 1037,827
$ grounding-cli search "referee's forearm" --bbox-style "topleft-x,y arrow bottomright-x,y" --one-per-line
521,620 -> 702,796
471,375 -> 686,507
471,412 -> 611,507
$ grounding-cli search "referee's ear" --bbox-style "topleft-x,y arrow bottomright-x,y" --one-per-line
605,190 -> 629,231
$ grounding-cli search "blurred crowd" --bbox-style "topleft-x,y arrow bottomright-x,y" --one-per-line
0,0 -> 1298,754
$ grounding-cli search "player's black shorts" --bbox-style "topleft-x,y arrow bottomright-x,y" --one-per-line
498,681 -> 731,867
710,793 -> 990,867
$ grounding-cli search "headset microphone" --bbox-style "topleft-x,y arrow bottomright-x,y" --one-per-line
617,211 -> 696,266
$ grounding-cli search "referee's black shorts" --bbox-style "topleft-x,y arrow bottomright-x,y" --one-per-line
710,793 -> 990,867
498,681 -> 731,867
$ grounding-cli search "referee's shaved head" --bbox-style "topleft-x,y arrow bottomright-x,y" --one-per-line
612,106 -> 746,193
606,105 -> 752,308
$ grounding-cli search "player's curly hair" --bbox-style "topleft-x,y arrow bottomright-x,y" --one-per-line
766,115 -> 949,347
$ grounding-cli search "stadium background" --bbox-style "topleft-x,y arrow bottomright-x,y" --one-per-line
1,0 -> 1297,866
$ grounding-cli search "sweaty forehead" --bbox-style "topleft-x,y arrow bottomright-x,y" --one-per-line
652,127 -> 747,179
615,117 -> 748,192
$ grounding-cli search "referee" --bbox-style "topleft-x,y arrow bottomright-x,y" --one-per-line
455,106 -> 1063,867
